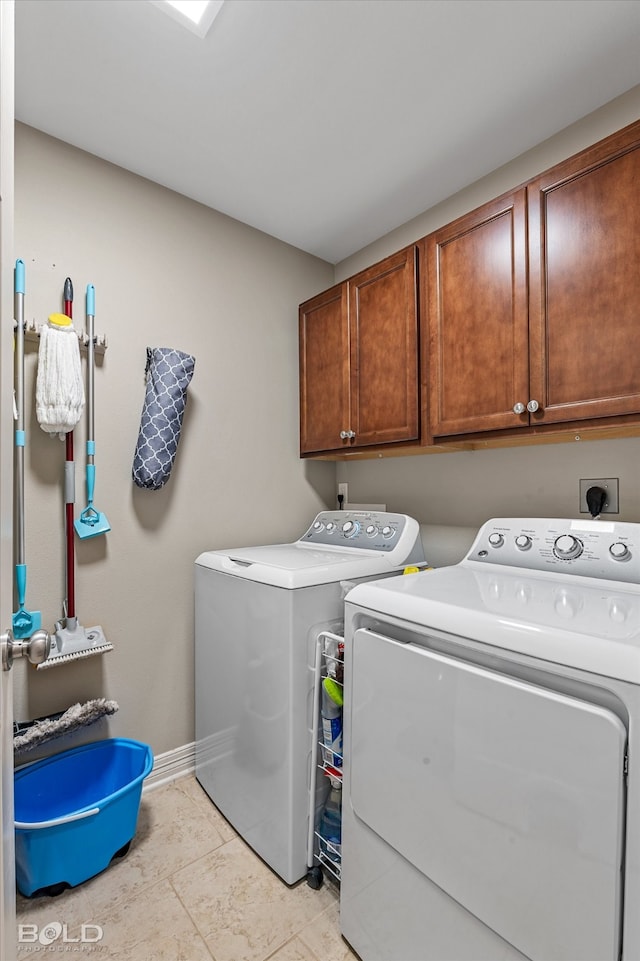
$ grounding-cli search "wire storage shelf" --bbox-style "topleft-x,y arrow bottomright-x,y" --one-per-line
307,630 -> 344,889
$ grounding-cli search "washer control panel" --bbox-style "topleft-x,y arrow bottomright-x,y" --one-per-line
468,517 -> 640,583
300,510 -> 423,560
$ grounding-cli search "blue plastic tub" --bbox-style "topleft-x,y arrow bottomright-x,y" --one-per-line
14,738 -> 153,896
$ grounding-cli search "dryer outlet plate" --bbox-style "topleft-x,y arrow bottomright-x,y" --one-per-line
579,477 -> 619,514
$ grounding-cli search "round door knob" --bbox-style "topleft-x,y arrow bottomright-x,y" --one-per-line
339,430 -> 349,440
2,628 -> 51,672
554,534 -> 583,559
513,402 -> 526,414
527,399 -> 539,413
610,542 -> 630,561
488,533 -> 504,547
515,535 -> 532,551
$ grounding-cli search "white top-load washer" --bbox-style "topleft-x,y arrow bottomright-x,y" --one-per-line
341,517 -> 640,961
194,510 -> 424,885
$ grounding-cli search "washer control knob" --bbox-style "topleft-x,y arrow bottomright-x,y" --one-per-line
488,533 -> 504,547
610,542 -> 630,561
515,535 -> 532,551
365,524 -> 378,537
342,520 -> 360,538
381,526 -> 395,538
554,534 -> 583,559
325,522 -> 335,532
313,520 -> 324,532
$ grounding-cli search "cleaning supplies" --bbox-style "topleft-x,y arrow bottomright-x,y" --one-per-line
318,774 -> 342,864
35,310 -> 84,439
39,279 -> 112,669
75,284 -> 110,538
13,699 -> 119,755
321,680 -> 343,767
12,260 -> 42,638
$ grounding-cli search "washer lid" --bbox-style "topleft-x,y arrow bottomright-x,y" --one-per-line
346,565 -> 640,683
195,543 -> 408,589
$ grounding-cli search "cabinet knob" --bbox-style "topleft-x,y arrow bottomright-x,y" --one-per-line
339,430 -> 356,441
513,402 -> 526,414
527,399 -> 539,413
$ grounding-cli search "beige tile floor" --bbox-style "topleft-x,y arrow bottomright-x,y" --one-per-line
16,775 -> 358,960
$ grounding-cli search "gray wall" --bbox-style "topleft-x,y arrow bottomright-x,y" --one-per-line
335,85 -> 640,529
13,123 -> 334,755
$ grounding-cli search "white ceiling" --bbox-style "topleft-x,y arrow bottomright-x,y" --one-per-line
14,0 -> 640,265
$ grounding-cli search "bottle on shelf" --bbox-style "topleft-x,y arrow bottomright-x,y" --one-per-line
321,680 -> 343,767
318,773 -> 342,864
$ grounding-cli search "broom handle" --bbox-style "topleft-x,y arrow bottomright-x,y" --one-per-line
64,278 -> 75,622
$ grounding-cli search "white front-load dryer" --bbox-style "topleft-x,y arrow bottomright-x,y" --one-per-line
341,517 -> 640,961
194,510 -> 424,885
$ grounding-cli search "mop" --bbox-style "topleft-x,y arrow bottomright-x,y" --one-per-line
13,699 -> 119,756
36,278 -> 113,668
75,284 -> 110,538
12,260 -> 42,638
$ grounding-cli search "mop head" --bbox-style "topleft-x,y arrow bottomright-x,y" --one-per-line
13,699 -> 119,756
37,622 -> 113,670
35,313 -> 85,439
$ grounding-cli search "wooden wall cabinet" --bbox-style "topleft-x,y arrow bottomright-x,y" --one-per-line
427,119 -> 640,441
528,123 -> 640,426
299,247 -> 419,455
425,190 -> 529,437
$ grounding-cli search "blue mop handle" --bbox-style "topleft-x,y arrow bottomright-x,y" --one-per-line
15,563 -> 26,607
86,284 -> 95,315
86,463 -> 96,505
15,259 -> 25,294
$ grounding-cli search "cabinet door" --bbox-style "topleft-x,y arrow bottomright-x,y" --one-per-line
528,122 -> 640,425
427,191 -> 529,436
299,284 -> 350,455
348,247 -> 419,448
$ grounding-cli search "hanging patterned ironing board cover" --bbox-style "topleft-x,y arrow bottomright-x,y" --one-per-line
132,347 -> 195,490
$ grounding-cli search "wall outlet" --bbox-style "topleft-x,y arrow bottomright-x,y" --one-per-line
337,483 -> 348,508
579,477 -> 619,514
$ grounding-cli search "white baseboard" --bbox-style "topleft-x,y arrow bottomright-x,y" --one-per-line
143,740 -> 196,792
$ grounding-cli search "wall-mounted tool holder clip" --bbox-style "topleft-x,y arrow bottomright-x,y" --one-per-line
22,320 -> 108,356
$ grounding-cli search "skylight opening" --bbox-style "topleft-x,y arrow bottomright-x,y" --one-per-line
150,0 -> 225,38
166,1 -> 210,25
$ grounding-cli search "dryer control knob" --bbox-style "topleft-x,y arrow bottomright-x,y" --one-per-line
515,535 -> 532,551
488,533 -> 504,547
554,534 -> 583,559
610,542 -> 630,561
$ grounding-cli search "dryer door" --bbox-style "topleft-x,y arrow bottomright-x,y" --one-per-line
349,629 -> 626,961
